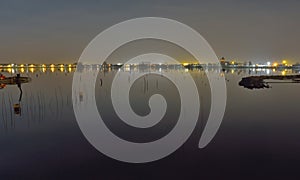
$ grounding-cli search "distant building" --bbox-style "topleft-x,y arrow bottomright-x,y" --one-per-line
219,57 -> 229,67
292,63 -> 300,69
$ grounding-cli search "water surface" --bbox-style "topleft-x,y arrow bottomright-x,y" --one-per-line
1,67 -> 300,179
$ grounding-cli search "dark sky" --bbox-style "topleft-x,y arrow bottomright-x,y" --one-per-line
1,0 -> 300,64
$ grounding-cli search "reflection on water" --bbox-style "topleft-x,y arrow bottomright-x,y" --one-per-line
0,68 -> 75,131
0,74 -> 32,115
1,66 -> 300,131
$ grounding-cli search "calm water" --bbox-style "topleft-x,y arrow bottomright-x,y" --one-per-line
1,67 -> 300,179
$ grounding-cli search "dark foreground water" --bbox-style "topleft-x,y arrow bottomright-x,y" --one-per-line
1,67 -> 300,179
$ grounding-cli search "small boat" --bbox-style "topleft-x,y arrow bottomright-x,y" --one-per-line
0,76 -> 31,85
239,74 -> 300,89
239,76 -> 270,89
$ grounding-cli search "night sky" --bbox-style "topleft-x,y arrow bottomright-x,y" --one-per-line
1,0 -> 300,63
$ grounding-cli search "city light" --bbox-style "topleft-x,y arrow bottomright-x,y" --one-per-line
282,60 -> 288,66
282,60 -> 287,64
0,60 -> 299,75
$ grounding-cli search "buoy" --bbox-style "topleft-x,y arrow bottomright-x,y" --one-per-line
14,103 -> 21,115
0,84 -> 6,89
